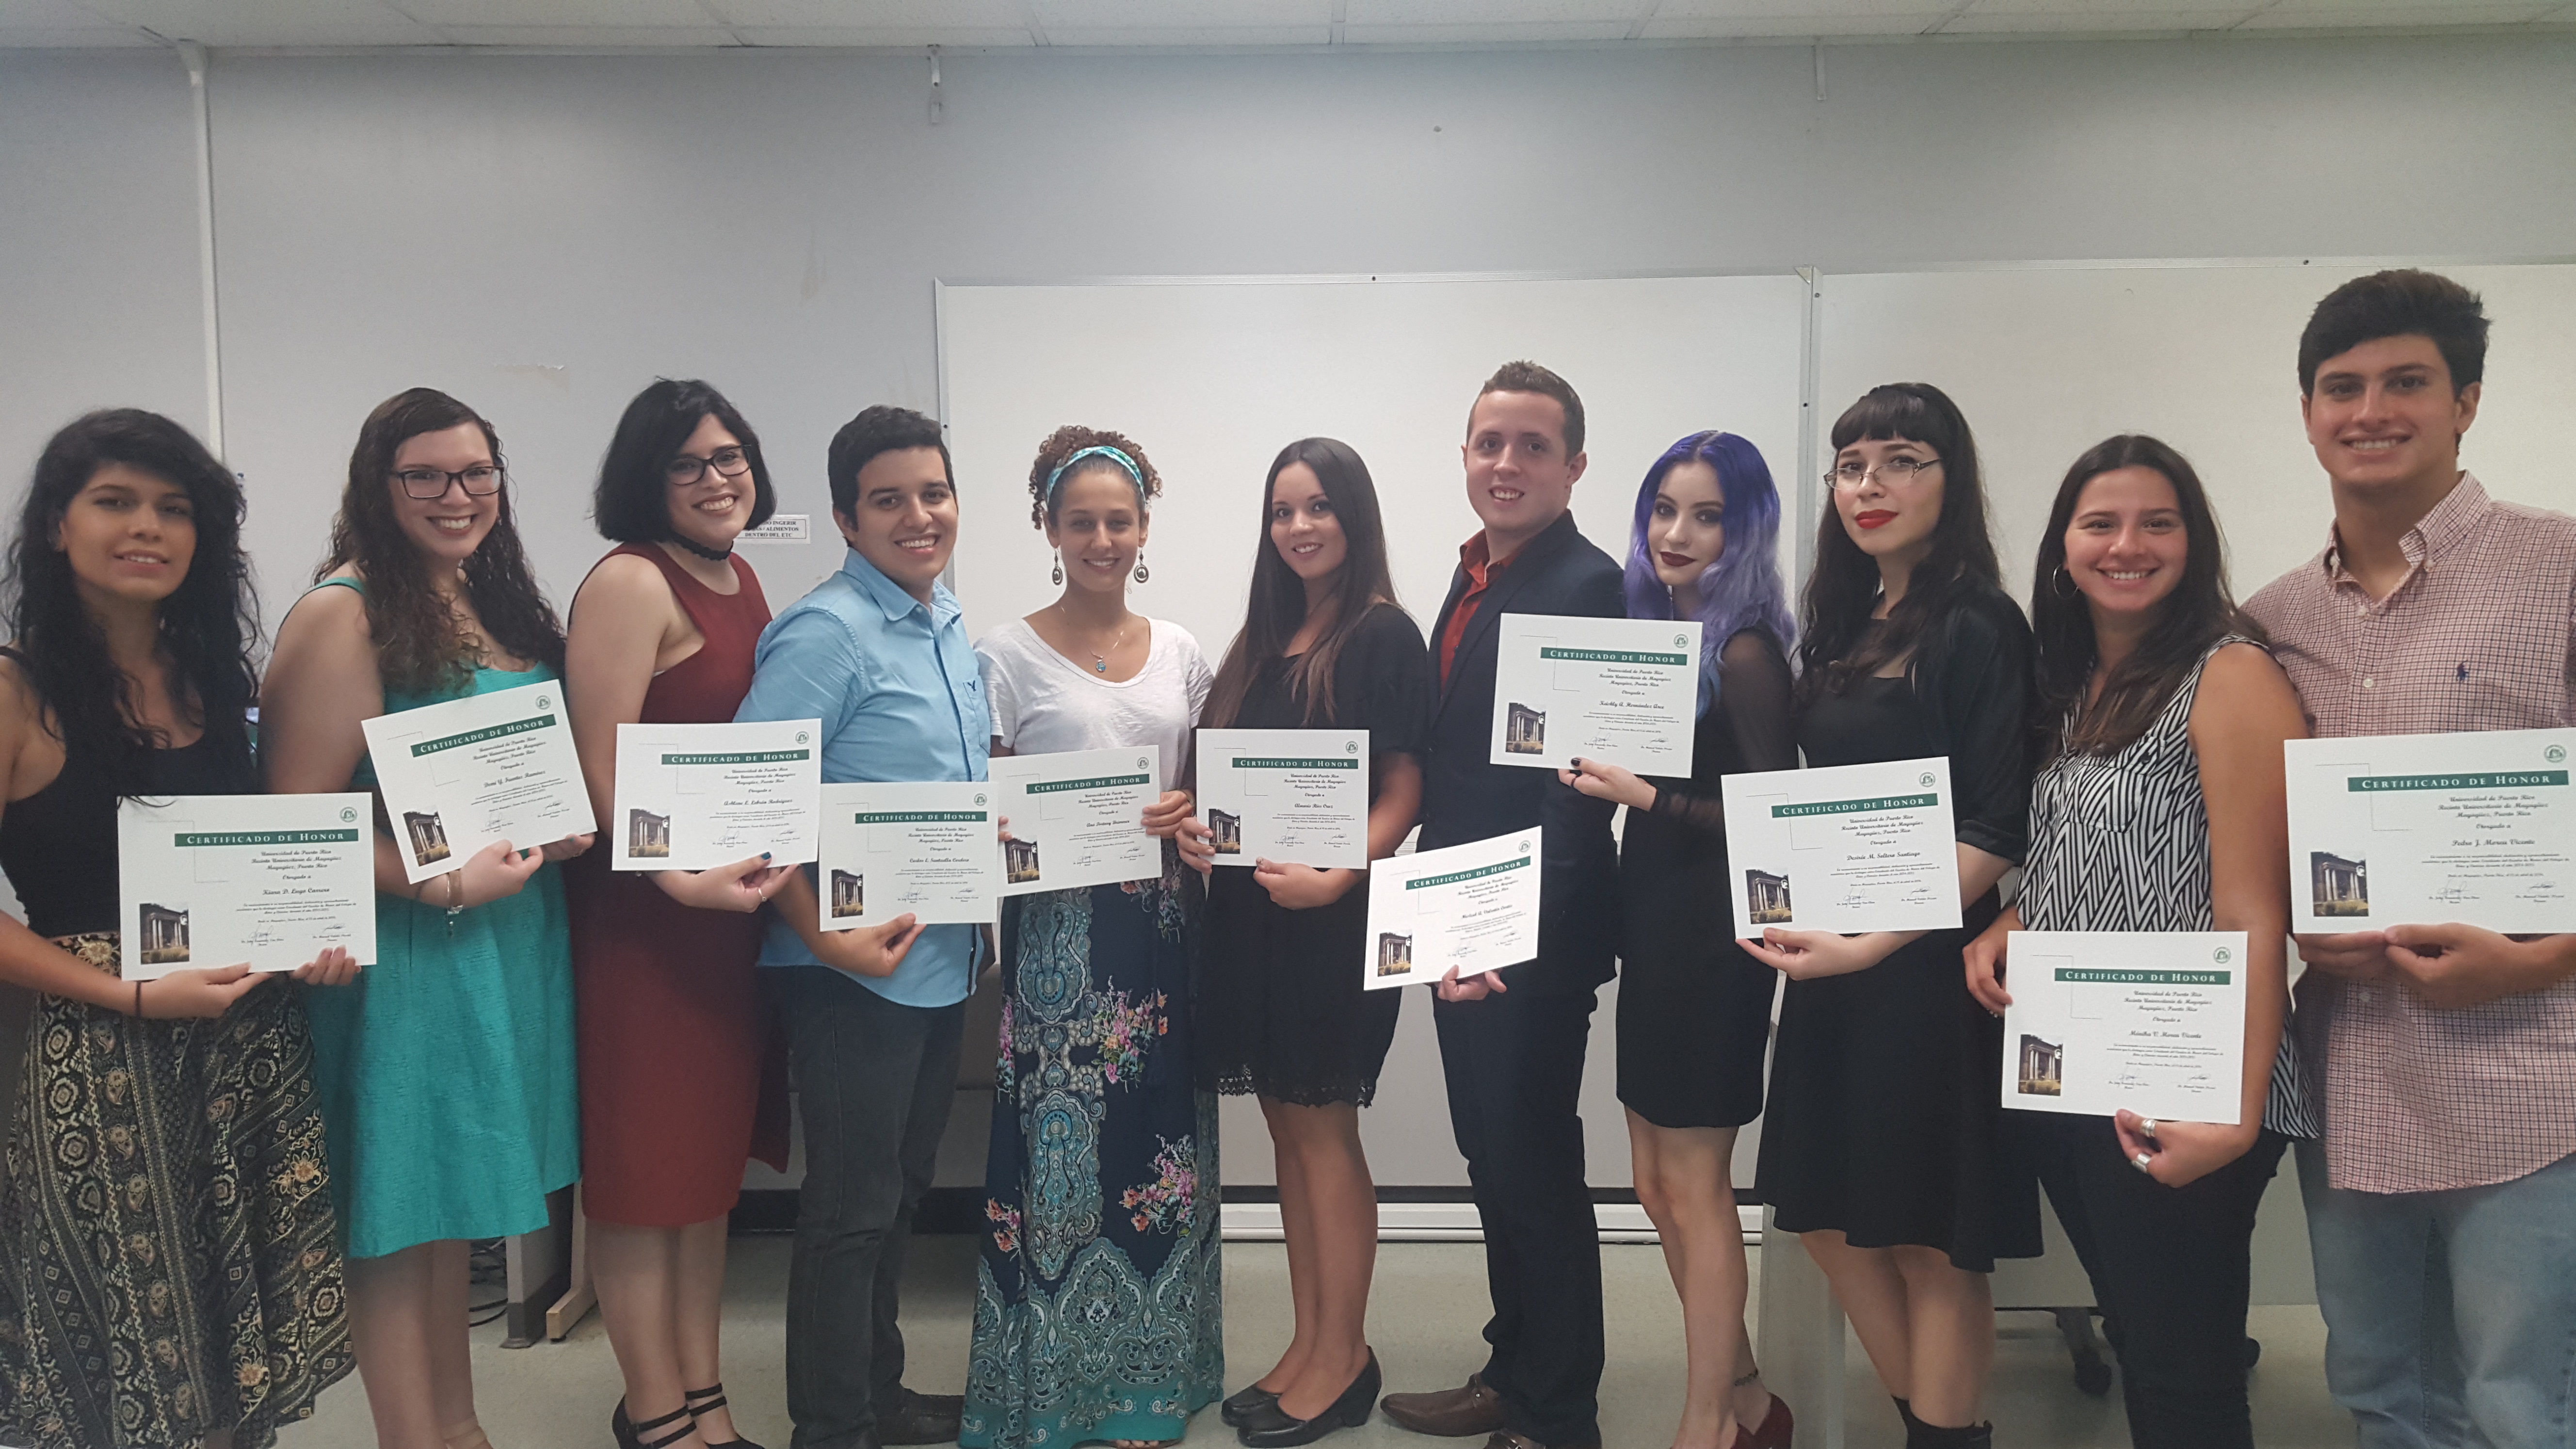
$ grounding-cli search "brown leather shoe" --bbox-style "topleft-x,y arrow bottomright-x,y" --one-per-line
1379,1375 -> 1506,1437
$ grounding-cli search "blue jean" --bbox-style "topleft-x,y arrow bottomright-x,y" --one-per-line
2299,1141 -> 2576,1449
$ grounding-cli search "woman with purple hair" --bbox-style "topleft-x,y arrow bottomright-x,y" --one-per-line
1558,431 -> 1796,1449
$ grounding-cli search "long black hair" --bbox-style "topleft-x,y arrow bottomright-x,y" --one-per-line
1796,383 -> 2003,702
2030,434 -> 2261,764
3,409 -> 259,790
320,387 -> 564,693
1203,437 -> 1400,732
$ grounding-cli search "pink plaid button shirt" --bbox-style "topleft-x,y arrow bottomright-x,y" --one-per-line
2245,474 -> 2576,1194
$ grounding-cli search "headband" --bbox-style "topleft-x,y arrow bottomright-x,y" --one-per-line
1043,445 -> 1146,507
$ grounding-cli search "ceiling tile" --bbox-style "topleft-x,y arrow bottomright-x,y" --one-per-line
73,0 -> 442,44
1940,8 -> 2256,26
1028,0 -> 1329,26
1346,0 -> 1642,20
1341,18 -> 1636,39
1040,22 -> 1333,41
703,0 -> 1027,26
2241,0 -> 2552,18
1960,0 -> 2255,13
436,21 -> 739,42
1641,10 -> 1945,29
1655,0 -> 1955,16
393,0 -> 714,24
730,22 -> 1036,42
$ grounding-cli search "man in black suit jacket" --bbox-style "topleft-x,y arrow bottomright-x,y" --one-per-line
1381,362 -> 1624,1449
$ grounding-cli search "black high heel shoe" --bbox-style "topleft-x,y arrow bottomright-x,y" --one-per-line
612,1399 -> 699,1449
1235,1351 -> 1381,1448
1220,1384 -> 1282,1428
683,1384 -> 766,1449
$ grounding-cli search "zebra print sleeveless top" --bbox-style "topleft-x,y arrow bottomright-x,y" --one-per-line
2022,637 -> 2320,1139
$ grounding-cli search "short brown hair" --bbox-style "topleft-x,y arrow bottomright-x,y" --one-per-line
1471,360 -> 1585,458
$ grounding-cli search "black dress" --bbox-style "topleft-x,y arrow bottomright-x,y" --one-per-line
1615,629 -> 1797,1130
1198,603 -> 1433,1106
1754,588 -> 2042,1272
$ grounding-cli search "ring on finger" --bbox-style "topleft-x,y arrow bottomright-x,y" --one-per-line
2132,1152 -> 2154,1174
2139,1117 -> 2161,1140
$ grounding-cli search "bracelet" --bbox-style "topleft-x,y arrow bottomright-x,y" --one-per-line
443,869 -> 465,936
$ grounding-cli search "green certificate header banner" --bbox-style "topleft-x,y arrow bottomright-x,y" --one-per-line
1405,855 -> 1533,891
1772,792 -> 1940,819
662,749 -> 812,766
853,811 -> 988,823
2056,967 -> 2234,986
412,714 -> 555,757
2347,770 -> 2567,792
1537,646 -> 1689,667
1026,773 -> 1154,795
1233,757 -> 1360,771
175,829 -> 363,847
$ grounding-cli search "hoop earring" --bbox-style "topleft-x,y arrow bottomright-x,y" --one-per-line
1050,549 -> 1063,587
2051,565 -> 2081,599
1133,551 -> 1150,584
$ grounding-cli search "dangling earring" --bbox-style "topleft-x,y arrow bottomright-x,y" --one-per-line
2051,564 -> 2080,598
1050,549 -> 1063,586
1133,550 -> 1150,584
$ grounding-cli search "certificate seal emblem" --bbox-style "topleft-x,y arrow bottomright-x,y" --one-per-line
1674,634 -> 1689,649
340,806 -> 358,823
2549,744 -> 2567,764
536,695 -> 551,710
1919,772 -> 1935,787
796,730 -> 811,745
2213,946 -> 2234,965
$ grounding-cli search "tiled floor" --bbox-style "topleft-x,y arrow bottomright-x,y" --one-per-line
278,1235 -> 2350,1448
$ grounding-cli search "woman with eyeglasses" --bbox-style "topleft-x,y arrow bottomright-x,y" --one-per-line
1741,385 -> 2038,1449
0,410 -> 358,1449
264,388 -> 590,1449
1558,432 -> 1796,1449
561,381 -> 795,1449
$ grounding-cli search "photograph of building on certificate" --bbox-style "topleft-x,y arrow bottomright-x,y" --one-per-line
830,869 -> 865,918
1744,868 -> 1793,925
2017,1034 -> 2063,1097
2309,850 -> 2368,917
1004,835 -> 1042,885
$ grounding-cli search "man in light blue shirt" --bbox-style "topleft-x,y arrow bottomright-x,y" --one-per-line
736,404 -> 983,1449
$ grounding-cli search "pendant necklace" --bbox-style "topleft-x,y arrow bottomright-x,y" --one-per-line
1060,604 -> 1133,675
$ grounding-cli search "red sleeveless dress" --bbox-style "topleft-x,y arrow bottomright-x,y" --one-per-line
568,544 -> 789,1225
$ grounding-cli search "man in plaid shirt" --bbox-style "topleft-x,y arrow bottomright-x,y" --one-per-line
2244,270 -> 2576,1449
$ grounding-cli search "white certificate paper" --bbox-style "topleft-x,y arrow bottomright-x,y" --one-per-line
612,720 -> 822,870
1195,728 -> 1370,870
989,746 -> 1161,896
1489,614 -> 1701,774
1721,757 -> 1963,937
2000,932 -> 2249,1126
117,793 -> 378,979
362,679 -> 596,884
2286,728 -> 2576,933
1362,829 -> 1541,991
816,782 -> 999,930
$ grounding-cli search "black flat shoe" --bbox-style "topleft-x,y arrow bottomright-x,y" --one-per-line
1221,1384 -> 1282,1428
683,1384 -> 766,1449
614,1399 -> 699,1449
1236,1351 -> 1380,1448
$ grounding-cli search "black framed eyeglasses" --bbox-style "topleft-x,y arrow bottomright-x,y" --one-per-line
391,464 -> 503,499
666,447 -> 752,486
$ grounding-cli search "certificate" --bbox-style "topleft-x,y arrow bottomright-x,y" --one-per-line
989,746 -> 1161,896
2000,932 -> 2249,1126
1195,728 -> 1370,870
612,720 -> 822,870
1489,614 -> 1701,774
1720,757 -> 1962,937
2286,728 -> 2576,933
362,679 -> 596,884
1362,829 -> 1541,991
816,782 -> 999,929
117,793 -> 378,979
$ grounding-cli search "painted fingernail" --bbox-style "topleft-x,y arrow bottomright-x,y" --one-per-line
761,852 -> 773,860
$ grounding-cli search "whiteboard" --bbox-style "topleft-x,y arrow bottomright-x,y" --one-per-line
939,274 -> 1812,671
1815,261 -> 2576,604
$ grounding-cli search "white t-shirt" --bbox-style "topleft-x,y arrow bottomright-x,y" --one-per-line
976,616 -> 1213,791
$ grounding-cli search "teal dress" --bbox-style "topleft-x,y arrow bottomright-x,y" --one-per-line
298,581 -> 580,1259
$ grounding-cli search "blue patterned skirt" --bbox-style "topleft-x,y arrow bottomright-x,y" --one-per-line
962,855 -> 1223,1449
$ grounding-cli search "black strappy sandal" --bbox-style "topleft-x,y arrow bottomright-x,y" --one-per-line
613,1399 -> 699,1449
684,1384 -> 766,1449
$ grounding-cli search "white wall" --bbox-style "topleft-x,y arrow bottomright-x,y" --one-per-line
5,32 -> 2574,1190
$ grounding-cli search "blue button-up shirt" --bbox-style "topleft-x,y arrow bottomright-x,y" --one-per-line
737,547 -> 989,1007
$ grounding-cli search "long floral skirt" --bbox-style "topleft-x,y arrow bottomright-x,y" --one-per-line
0,934 -> 351,1449
961,859 -> 1223,1449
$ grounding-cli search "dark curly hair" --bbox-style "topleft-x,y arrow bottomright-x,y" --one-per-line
594,378 -> 778,543
3,409 -> 259,792
1025,425 -> 1162,530
318,388 -> 564,694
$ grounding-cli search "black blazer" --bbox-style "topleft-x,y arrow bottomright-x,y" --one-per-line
1420,511 -> 1626,995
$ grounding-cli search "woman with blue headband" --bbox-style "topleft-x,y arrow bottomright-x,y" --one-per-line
962,426 -> 1221,1449
1559,431 -> 1798,1449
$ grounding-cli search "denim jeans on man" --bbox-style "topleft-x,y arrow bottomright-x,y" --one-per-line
2299,1143 -> 2576,1449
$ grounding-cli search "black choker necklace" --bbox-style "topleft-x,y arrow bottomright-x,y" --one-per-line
669,535 -> 733,562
